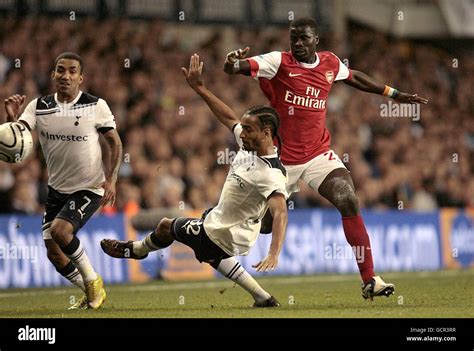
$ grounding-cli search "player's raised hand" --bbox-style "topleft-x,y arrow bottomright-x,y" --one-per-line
252,254 -> 278,272
181,53 -> 204,91
4,94 -> 26,120
394,92 -> 429,104
225,47 -> 250,64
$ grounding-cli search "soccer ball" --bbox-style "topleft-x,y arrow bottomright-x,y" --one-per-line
0,122 -> 34,163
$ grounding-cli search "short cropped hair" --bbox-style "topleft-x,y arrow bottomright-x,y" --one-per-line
53,52 -> 84,73
289,17 -> 318,34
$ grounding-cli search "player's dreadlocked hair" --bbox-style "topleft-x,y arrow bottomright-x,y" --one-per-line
246,105 -> 283,155
290,17 -> 318,34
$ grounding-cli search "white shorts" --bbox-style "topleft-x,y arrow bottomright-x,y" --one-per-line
284,150 -> 347,195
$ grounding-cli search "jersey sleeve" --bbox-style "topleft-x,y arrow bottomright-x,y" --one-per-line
246,51 -> 282,80
335,56 -> 351,81
232,123 -> 244,148
18,99 -> 37,130
256,169 -> 289,200
95,99 -> 117,130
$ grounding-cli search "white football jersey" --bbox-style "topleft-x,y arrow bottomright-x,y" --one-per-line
19,91 -> 116,195
204,123 -> 288,256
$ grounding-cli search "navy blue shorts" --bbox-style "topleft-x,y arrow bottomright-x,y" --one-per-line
42,186 -> 102,236
170,217 -> 230,264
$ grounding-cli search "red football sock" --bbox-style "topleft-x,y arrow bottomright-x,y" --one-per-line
342,215 -> 375,284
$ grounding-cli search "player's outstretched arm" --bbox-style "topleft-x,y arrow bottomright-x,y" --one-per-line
344,70 -> 428,104
182,53 -> 240,131
223,47 -> 251,76
101,129 -> 123,206
252,193 -> 288,272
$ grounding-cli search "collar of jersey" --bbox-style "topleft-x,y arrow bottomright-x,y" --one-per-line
54,90 -> 82,107
296,52 -> 320,68
260,146 -> 279,159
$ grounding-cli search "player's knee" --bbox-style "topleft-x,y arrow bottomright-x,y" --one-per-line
50,220 -> 74,245
339,192 -> 359,216
333,184 -> 359,216
155,217 -> 173,240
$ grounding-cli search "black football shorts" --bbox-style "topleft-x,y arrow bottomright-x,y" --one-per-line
170,217 -> 230,264
42,186 -> 102,237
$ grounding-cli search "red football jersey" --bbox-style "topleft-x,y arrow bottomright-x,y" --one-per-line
247,51 -> 351,165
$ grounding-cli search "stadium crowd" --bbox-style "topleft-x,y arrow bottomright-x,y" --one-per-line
0,17 -> 472,214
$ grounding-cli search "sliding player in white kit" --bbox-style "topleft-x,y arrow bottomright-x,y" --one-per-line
101,54 -> 288,307
3,52 -> 123,310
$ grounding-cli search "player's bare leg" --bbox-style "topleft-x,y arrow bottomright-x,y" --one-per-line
101,218 -> 279,307
317,168 -> 394,300
317,168 -> 359,216
44,239 -> 88,309
101,217 -> 174,259
50,218 -> 105,309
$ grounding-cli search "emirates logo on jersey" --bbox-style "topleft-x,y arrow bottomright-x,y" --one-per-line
325,71 -> 334,84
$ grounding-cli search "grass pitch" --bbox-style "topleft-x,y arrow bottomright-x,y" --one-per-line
1,270 -> 473,318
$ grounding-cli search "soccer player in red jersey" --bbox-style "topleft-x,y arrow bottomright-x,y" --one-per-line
223,17 -> 428,300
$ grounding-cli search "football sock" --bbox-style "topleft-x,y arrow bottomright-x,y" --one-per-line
215,257 -> 271,303
132,231 -> 171,256
56,261 -> 85,292
342,215 -> 375,284
60,236 -> 98,283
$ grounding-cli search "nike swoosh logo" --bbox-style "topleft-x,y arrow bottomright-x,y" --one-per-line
289,73 -> 303,77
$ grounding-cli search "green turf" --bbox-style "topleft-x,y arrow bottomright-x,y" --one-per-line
1,270 -> 473,318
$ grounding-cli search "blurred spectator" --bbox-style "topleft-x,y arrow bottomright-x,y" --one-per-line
0,18 -> 471,212
411,179 -> 438,211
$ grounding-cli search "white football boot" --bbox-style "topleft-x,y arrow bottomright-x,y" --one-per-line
361,276 -> 395,300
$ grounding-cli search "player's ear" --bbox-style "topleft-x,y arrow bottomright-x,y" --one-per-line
79,74 -> 83,85
315,35 -> 320,45
263,126 -> 271,138
50,70 -> 55,80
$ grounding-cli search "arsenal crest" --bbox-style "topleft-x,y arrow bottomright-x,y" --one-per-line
325,71 -> 334,84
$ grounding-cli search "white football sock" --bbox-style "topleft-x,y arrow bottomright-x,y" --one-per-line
65,240 -> 98,283
133,232 -> 162,256
58,261 -> 86,292
65,267 -> 86,292
215,257 -> 271,303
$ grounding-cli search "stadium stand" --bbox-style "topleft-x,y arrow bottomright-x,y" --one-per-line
0,17 -> 472,214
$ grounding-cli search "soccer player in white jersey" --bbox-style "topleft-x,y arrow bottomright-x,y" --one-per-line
3,52 -> 123,309
101,54 -> 288,307
224,18 -> 428,300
